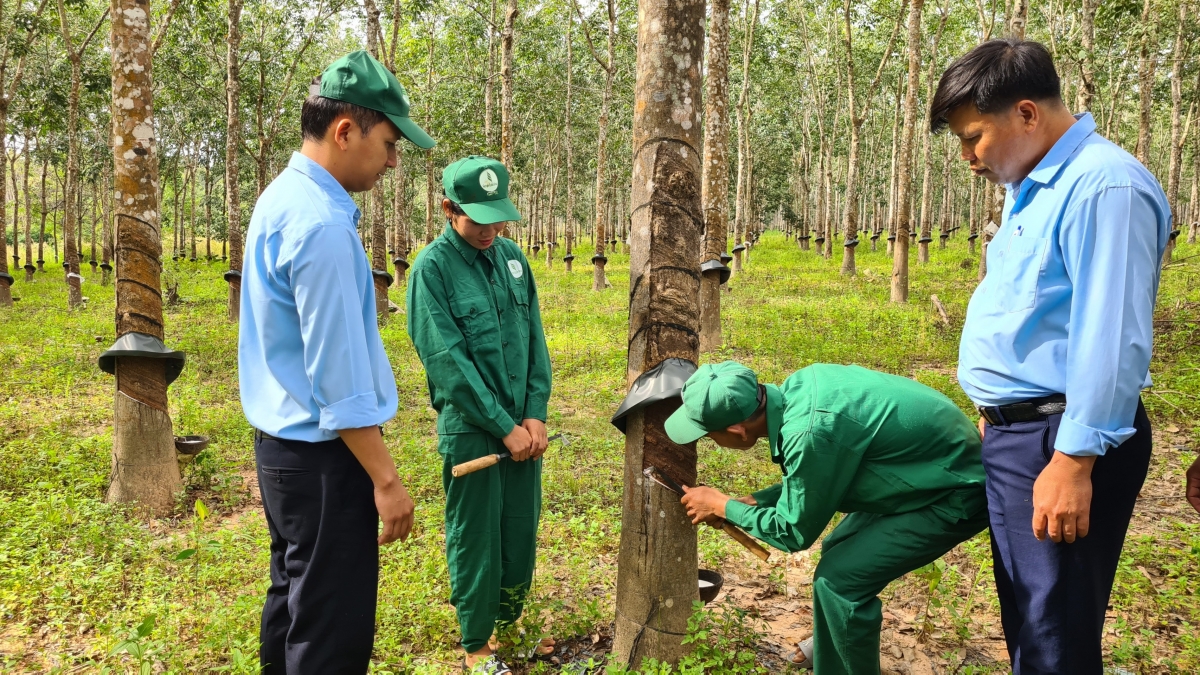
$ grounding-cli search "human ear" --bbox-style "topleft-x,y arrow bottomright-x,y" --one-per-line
333,118 -> 354,150
1016,100 -> 1039,130
441,198 -> 455,219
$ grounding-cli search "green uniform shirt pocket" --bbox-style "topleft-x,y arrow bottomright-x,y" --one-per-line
510,282 -> 530,338
450,291 -> 494,339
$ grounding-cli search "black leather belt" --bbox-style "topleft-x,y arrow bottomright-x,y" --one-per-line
254,429 -> 281,443
978,394 -> 1066,426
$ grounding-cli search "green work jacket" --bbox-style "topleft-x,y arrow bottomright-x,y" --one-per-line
406,224 -> 552,438
723,364 -> 986,553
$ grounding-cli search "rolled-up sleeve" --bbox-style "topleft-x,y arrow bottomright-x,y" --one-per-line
285,225 -> 382,432
1056,186 -> 1164,456
407,263 -> 517,439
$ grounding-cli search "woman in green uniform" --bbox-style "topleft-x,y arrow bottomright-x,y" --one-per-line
406,156 -> 553,675
672,361 -> 988,675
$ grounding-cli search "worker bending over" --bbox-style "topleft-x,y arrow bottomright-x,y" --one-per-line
671,361 -> 988,675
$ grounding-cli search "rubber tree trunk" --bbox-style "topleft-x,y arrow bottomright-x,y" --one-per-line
587,0 -> 616,292
1163,0 -> 1186,265
500,0 -> 516,172
225,0 -> 244,321
611,0 -> 704,666
1135,0 -> 1155,167
108,0 -> 181,515
564,12 -> 575,273
699,0 -> 731,352
364,0 -> 389,319
0,100 -> 10,307
889,0 -> 923,303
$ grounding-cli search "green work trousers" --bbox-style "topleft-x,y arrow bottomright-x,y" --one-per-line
440,432 -> 542,653
811,490 -> 988,675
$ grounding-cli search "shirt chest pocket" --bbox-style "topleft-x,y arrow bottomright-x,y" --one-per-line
449,292 -> 495,338
509,280 -> 530,338
997,235 -> 1048,313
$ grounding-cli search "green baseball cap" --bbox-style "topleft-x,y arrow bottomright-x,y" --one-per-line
664,361 -> 761,444
317,50 -> 436,149
443,156 -> 522,225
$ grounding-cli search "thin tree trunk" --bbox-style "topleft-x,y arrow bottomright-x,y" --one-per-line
890,0 -> 924,303
840,0 -> 905,276
1135,0 -> 1155,165
22,141 -> 33,281
612,0 -> 704,664
424,25 -> 436,245
108,0 -> 181,514
1164,0 -> 1187,264
365,0 -> 389,319
731,0 -> 758,276
564,11 -> 575,272
484,0 -> 497,149
225,0 -> 243,321
699,0 -> 732,351
37,156 -> 47,271
1076,0 -> 1097,111
500,0 -> 516,172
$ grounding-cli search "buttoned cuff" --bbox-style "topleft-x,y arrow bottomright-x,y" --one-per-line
751,483 -> 784,508
487,412 -> 518,440
1054,415 -> 1137,457
319,392 -> 383,432
523,396 -> 548,422
723,499 -> 755,531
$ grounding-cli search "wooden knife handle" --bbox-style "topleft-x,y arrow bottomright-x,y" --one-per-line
451,454 -> 502,478
714,519 -> 771,562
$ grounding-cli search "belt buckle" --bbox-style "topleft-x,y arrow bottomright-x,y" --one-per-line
978,406 -> 1002,426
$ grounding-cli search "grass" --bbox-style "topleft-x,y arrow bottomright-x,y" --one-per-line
0,232 -> 1197,673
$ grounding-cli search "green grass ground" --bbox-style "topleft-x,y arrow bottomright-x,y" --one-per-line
1,232 -> 1197,673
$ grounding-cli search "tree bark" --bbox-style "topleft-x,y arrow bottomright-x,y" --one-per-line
500,0 -> 517,172
699,0 -> 732,351
424,25 -> 436,245
1135,0 -> 1155,166
890,0 -> 923,303
612,0 -> 704,664
840,0 -> 905,276
225,0 -> 243,321
574,0 -> 616,291
564,11 -> 575,272
22,141 -> 33,281
730,0 -> 758,276
1008,0 -> 1028,39
108,0 -> 181,515
1076,0 -> 1097,112
1164,0 -> 1187,264
365,0 -> 389,319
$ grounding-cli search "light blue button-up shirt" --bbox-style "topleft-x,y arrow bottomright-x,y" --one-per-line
238,152 -> 398,442
958,114 -> 1170,457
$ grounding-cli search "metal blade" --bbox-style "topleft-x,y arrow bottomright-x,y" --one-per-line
643,465 -> 685,497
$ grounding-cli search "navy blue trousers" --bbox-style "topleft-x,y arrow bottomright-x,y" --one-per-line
256,434 -> 378,674
982,401 -> 1151,675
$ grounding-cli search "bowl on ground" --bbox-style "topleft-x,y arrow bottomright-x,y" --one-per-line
698,569 -> 724,604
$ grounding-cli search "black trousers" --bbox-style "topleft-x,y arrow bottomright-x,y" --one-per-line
982,400 -> 1152,674
256,433 -> 378,674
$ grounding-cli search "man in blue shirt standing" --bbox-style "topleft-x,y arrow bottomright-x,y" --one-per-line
238,51 -> 436,673
932,40 -> 1169,674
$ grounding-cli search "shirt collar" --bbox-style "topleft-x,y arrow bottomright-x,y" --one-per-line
286,152 -> 361,225
442,222 -> 482,265
1012,113 -> 1095,190
764,383 -> 785,462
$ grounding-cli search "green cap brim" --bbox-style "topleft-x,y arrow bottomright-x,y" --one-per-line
664,407 -> 709,445
461,198 -> 522,225
387,113 -> 436,149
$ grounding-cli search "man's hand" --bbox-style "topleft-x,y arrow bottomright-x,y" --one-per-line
734,495 -> 758,506
503,424 -> 535,461
680,485 -> 731,525
1032,451 -> 1097,543
337,425 -> 415,546
375,478 -> 416,545
1186,455 -> 1200,515
523,419 -> 549,460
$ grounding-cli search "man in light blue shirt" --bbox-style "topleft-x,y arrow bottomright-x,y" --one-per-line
933,40 -> 1168,674
238,51 -> 434,674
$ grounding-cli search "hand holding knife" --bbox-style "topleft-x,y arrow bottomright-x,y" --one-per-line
451,433 -> 566,477
643,466 -> 771,562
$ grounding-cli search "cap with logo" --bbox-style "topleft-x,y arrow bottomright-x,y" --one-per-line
316,50 -> 436,150
443,155 -> 522,225
664,361 -> 761,444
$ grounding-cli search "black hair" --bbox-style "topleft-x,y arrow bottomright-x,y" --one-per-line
745,384 -> 767,424
300,77 -> 390,142
444,198 -> 466,216
929,38 -> 1062,134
